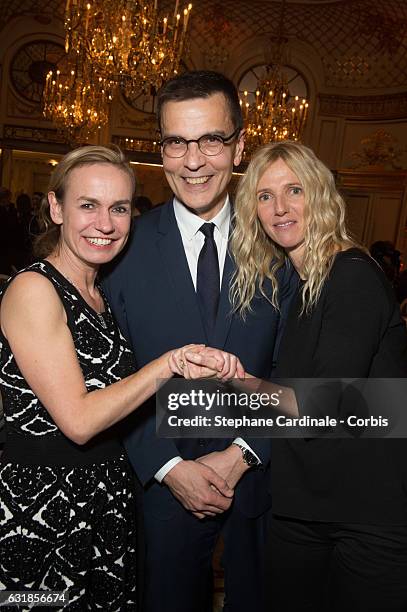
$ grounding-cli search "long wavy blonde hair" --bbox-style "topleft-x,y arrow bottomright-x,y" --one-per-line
230,141 -> 360,316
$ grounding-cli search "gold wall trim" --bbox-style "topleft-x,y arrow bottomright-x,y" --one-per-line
319,93 -> 407,120
1,125 -> 69,154
337,169 -> 407,192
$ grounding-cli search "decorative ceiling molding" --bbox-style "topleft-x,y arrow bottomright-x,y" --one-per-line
1,124 -> 71,156
2,124 -> 63,143
0,2 -> 64,31
1,0 -> 406,90
337,169 -> 407,191
319,92 -> 407,120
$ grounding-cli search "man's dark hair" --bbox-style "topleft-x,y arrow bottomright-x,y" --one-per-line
157,70 -> 243,133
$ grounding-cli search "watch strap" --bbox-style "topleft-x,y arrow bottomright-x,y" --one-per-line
232,442 -> 260,467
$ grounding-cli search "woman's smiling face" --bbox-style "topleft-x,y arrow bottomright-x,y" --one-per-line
49,163 -> 133,268
256,158 -> 306,271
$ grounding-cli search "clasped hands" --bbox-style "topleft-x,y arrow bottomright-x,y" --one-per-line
168,344 -> 245,381
165,344 -> 249,519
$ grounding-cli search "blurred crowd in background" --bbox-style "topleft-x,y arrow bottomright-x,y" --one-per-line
0,188 -> 406,322
0,188 -> 155,277
0,187 -> 43,276
370,240 -> 407,321
0,191 -> 406,446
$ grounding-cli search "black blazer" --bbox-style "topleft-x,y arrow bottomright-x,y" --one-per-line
272,249 -> 407,524
103,199 -> 296,518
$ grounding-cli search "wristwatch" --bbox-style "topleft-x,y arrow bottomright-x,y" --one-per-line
232,443 -> 261,467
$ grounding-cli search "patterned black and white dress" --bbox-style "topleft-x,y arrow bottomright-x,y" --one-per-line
0,261 -> 137,610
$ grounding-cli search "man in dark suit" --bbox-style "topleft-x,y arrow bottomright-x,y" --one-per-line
103,71 -> 294,612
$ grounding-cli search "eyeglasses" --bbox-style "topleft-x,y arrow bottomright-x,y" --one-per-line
160,127 -> 241,158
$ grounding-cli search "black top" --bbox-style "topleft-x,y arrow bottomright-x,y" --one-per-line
0,261 -> 136,466
272,248 -> 407,524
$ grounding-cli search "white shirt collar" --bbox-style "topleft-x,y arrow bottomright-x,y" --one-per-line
173,195 -> 231,241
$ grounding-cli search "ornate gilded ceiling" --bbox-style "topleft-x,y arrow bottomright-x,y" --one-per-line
1,0 -> 406,89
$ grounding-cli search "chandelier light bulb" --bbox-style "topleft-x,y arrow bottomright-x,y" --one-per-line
239,63 -> 310,153
44,0 -> 192,142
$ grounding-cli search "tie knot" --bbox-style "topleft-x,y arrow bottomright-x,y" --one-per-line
199,223 -> 215,239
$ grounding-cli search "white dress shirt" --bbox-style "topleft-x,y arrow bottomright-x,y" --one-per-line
155,197 -> 260,482
173,195 -> 231,290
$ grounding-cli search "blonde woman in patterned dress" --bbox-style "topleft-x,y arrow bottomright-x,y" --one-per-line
0,146 -> 242,610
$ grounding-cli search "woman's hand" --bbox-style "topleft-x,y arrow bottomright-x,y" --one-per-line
168,344 -> 208,377
185,347 -> 245,381
168,345 -> 245,380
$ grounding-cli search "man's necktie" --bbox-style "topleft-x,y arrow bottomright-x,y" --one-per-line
197,222 -> 220,342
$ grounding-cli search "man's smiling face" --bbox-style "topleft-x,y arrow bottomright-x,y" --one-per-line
160,92 -> 244,220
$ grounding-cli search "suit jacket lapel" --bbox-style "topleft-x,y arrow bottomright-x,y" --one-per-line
156,200 -> 206,337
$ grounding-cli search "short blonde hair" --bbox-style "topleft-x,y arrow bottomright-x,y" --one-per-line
34,145 -> 135,259
230,141 -> 360,315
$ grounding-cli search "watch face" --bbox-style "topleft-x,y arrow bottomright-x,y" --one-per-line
10,40 -> 66,104
234,444 -> 258,467
243,449 -> 259,467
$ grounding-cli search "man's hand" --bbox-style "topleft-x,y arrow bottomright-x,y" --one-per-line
163,460 -> 234,519
184,347 -> 245,381
196,445 -> 250,489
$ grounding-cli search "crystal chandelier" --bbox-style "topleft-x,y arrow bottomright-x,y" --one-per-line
43,0 -> 192,141
114,1 -> 192,103
240,65 -> 309,154
43,47 -> 115,141
240,0 -> 309,155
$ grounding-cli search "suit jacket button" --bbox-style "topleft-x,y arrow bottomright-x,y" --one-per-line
198,438 -> 206,446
